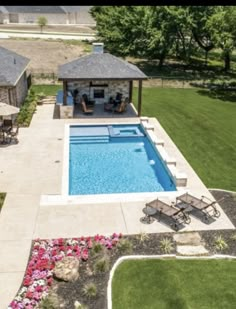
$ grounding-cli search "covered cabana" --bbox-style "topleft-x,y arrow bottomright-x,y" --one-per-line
57,46 -> 148,118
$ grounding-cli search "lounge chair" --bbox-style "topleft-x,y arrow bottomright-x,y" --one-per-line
81,101 -> 94,115
176,192 -> 221,222
82,94 -> 95,107
143,198 -> 191,230
114,97 -> 129,113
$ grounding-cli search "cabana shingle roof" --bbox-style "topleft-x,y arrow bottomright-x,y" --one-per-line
58,53 -> 148,80
0,47 -> 30,86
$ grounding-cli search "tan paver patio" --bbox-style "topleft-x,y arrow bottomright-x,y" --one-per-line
0,104 -> 234,308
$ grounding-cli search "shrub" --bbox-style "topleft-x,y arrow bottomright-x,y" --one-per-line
230,234 -> 236,241
116,239 -> 133,254
16,88 -> 37,127
94,256 -> 110,273
0,193 -> 6,212
160,238 -> 174,254
82,282 -> 97,299
39,291 -> 60,309
91,241 -> 104,256
137,231 -> 149,243
214,235 -> 228,251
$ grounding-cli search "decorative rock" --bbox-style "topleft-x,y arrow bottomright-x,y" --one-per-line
74,300 -> 82,309
54,256 -> 80,282
177,245 -> 209,256
174,232 -> 203,246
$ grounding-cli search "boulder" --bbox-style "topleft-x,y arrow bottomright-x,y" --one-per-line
54,256 -> 80,282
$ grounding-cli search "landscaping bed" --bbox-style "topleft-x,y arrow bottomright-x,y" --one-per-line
9,190 -> 236,309
16,88 -> 38,127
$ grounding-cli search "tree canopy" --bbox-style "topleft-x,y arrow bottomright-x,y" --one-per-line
90,6 -> 236,71
37,16 -> 48,33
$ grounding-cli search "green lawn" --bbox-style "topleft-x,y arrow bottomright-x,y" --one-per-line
112,259 -> 236,309
31,84 -> 62,96
133,88 -> 236,191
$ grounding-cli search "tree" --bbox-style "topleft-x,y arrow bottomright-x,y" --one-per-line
188,6 -> 217,66
207,6 -> 236,71
91,6 -> 178,67
37,16 -> 48,33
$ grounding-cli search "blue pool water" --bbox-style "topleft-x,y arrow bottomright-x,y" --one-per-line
69,125 -> 176,195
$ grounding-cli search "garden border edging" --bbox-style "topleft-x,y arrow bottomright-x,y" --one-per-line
107,254 -> 236,309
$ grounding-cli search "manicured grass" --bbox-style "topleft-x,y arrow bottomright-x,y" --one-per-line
0,193 -> 6,212
31,84 -> 62,96
112,259 -> 236,309
133,88 -> 236,191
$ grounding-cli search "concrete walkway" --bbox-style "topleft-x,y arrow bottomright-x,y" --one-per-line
0,31 -> 95,41
0,104 -> 234,308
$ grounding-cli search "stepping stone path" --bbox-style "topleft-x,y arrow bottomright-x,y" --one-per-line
174,232 -> 209,256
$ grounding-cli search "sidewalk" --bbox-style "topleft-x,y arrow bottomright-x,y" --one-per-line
0,30 -> 95,41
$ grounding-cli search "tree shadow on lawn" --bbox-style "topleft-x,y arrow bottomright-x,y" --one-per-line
196,89 -> 236,103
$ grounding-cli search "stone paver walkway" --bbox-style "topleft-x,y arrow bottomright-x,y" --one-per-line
0,104 -> 234,308
174,232 -> 209,256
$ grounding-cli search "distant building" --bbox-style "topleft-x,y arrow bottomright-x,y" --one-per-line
0,6 -> 95,25
0,46 -> 30,107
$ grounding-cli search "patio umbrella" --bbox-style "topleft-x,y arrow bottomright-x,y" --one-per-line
0,102 -> 20,116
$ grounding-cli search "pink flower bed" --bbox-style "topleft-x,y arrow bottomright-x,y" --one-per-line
8,233 -> 122,309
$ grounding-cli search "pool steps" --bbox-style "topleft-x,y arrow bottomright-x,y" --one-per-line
70,135 -> 109,144
141,117 -> 187,187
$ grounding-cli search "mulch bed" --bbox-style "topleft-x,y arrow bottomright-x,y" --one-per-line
199,190 -> 236,256
56,232 -> 176,309
55,190 -> 236,309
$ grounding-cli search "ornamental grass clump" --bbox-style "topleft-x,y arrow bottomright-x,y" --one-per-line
137,231 -> 149,243
214,235 -> 228,251
117,238 -> 133,254
82,282 -> 97,299
160,238 -> 174,254
38,291 -> 60,309
94,256 -> 110,273
91,241 -> 104,256
230,234 -> 236,241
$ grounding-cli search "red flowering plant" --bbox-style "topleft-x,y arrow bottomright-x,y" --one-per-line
8,233 -> 122,308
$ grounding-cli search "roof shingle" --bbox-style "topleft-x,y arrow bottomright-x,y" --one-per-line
58,53 -> 147,80
0,47 -> 30,86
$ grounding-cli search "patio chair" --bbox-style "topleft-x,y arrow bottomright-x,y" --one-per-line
143,198 -> 191,231
81,101 -> 94,115
7,125 -> 19,143
2,119 -> 13,131
175,192 -> 222,222
82,94 -> 95,107
114,97 -> 129,113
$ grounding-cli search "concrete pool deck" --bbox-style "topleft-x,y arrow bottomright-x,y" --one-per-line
0,104 -> 234,308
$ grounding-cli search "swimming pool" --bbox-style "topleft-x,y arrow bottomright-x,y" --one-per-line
68,124 -> 176,195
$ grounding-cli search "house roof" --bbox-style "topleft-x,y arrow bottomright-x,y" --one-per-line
0,6 -> 8,13
4,6 -> 65,14
58,53 -> 148,81
60,6 -> 92,13
0,47 -> 30,86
